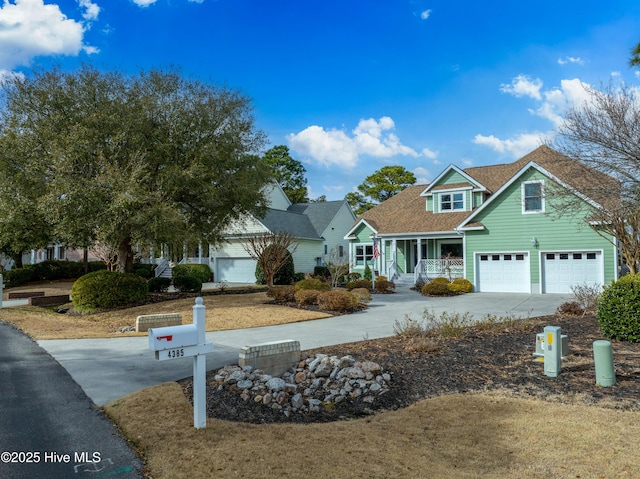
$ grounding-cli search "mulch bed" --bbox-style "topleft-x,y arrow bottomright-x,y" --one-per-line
182,312 -> 640,424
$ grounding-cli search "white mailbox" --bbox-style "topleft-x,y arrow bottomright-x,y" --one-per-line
149,297 -> 213,429
149,324 -> 198,351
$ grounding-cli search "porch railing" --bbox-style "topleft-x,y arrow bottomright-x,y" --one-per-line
414,258 -> 464,283
386,259 -> 398,281
154,258 -> 169,277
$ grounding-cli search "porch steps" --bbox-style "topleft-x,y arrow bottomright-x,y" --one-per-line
391,274 -> 414,287
158,266 -> 173,279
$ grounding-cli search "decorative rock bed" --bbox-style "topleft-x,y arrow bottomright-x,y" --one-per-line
211,352 -> 392,417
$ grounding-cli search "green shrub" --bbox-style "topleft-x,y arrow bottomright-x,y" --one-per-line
135,268 -> 153,279
449,278 -> 473,294
351,287 -> 372,303
30,260 -> 85,281
314,266 -> 331,278
173,264 -> 211,284
71,270 -> 149,313
148,277 -> 171,292
421,281 -> 452,296
267,285 -> 296,303
364,264 -> 372,281
374,279 -> 395,293
317,290 -> 359,312
255,248 -> 296,285
295,277 -> 331,291
292,272 -> 305,282
597,274 -> 640,342
3,266 -> 36,288
347,272 -> 362,282
294,289 -> 319,306
88,261 -> 107,272
346,279 -> 372,290
173,274 -> 203,293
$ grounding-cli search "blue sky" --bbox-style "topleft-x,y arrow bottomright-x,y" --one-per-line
2,0 -> 640,201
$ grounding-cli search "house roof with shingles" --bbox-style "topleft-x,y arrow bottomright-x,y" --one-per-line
352,145 -> 615,236
287,201 -> 348,235
260,208 -> 323,240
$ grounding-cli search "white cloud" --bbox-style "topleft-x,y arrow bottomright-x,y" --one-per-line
420,9 -> 431,20
0,0 -> 97,70
473,132 -> 550,158
500,74 -> 543,100
413,166 -> 431,185
132,0 -> 157,6
557,56 -> 585,66
421,147 -> 438,159
288,117 -> 419,169
78,0 -> 99,20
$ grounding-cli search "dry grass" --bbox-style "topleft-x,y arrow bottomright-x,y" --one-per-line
1,282 -> 331,340
8,281 -> 640,478
106,382 -> 640,479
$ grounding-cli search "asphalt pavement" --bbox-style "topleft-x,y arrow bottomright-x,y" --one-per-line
0,322 -> 144,479
37,286 -> 570,406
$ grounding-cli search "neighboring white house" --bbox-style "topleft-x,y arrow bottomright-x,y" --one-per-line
211,183 -> 356,283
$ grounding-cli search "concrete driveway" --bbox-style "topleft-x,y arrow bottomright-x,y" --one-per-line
37,287 -> 570,406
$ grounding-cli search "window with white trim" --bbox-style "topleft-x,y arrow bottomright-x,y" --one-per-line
355,245 -> 374,266
440,192 -> 464,211
522,180 -> 544,213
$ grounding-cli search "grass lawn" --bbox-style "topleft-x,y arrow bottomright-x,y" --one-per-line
3,280 -> 640,478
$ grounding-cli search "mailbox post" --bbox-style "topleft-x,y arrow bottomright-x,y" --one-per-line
149,297 -> 213,429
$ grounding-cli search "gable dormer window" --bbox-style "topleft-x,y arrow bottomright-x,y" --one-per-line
522,180 -> 544,213
441,192 -> 464,211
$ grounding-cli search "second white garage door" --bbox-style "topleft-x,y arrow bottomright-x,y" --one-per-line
476,253 -> 530,293
542,251 -> 602,294
215,258 -> 257,283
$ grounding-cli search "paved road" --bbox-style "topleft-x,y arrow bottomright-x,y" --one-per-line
38,287 -> 569,406
0,322 -> 144,479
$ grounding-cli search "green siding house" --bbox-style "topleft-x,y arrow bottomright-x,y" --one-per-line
344,146 -> 618,294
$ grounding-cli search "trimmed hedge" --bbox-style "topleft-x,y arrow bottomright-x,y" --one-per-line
449,278 -> 473,294
294,289 -> 320,306
71,270 -> 149,313
173,264 -> 211,284
597,274 -> 640,342
295,278 -> 331,292
421,280 -> 451,296
148,277 -> 171,292
173,274 -> 203,293
346,279 -> 372,291
267,285 -> 296,303
317,290 -> 359,312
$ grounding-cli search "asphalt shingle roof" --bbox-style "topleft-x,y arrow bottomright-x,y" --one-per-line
356,145 -> 615,235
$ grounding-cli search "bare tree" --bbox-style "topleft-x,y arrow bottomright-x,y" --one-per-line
323,246 -> 349,288
242,232 -> 298,287
90,242 -> 118,271
549,82 -> 640,274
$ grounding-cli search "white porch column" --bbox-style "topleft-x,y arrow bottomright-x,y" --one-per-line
150,245 -> 155,265
54,245 -> 60,260
183,243 -> 188,262
30,250 -> 36,264
198,241 -> 203,264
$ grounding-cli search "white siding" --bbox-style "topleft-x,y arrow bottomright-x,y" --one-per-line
292,239 -> 323,274
264,183 -> 291,211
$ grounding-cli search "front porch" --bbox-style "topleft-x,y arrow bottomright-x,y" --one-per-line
374,237 -> 464,285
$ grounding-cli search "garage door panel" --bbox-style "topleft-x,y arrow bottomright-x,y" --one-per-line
477,253 -> 529,293
542,251 -> 602,294
216,258 -> 257,283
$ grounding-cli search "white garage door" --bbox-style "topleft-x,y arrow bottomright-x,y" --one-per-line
476,253 -> 530,293
542,251 -> 602,294
215,258 -> 257,283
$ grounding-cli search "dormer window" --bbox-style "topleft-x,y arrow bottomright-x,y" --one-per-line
441,192 -> 464,211
522,180 -> 544,213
